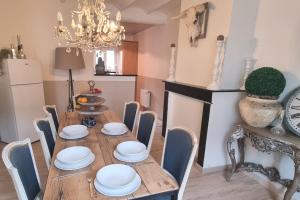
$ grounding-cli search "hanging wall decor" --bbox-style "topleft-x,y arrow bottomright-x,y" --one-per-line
207,35 -> 225,90
172,2 -> 209,47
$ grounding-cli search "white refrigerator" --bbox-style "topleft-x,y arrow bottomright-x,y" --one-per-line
0,59 -> 45,143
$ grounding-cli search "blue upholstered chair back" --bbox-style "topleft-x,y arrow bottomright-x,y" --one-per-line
123,102 -> 138,131
46,106 -> 59,132
137,112 -> 156,148
37,120 -> 55,157
163,128 -> 194,186
10,144 -> 41,200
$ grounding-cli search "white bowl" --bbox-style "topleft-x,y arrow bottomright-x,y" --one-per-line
96,164 -> 137,189
55,153 -> 95,171
116,141 -> 146,158
94,173 -> 141,197
101,128 -> 127,136
113,150 -> 148,163
56,146 -> 91,165
62,125 -> 87,137
59,130 -> 89,140
103,122 -> 127,133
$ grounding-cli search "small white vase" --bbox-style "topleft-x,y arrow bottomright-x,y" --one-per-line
239,96 -> 282,128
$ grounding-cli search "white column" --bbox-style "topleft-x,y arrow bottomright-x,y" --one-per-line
240,58 -> 255,90
166,44 -> 176,82
207,35 -> 225,90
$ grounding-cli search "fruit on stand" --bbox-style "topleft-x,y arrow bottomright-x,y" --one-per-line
93,88 -> 101,93
78,97 -> 88,103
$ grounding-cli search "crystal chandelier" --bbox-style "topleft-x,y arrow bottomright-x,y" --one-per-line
54,0 -> 125,51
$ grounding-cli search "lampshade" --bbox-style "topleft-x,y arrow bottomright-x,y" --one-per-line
55,47 -> 85,70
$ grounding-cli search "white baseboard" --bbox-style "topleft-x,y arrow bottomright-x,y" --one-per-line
194,163 -> 230,174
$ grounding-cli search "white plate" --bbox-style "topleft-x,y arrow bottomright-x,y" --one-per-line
94,173 -> 141,197
117,141 -> 147,158
103,122 -> 128,133
101,128 -> 127,136
54,153 -> 95,171
57,146 -> 91,165
96,164 -> 136,189
113,150 -> 148,163
59,130 -> 89,140
62,125 -> 87,137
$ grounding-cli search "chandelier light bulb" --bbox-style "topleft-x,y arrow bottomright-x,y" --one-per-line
54,0 -> 125,50
57,12 -> 63,22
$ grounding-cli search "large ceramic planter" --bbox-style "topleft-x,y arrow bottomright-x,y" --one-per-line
239,96 -> 282,128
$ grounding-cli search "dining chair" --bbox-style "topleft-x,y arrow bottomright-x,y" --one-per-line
136,111 -> 157,153
161,127 -> 198,200
123,101 -> 140,132
2,138 -> 43,200
33,118 -> 56,169
43,105 -> 59,134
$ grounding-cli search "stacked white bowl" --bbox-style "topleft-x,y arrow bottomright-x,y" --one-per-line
54,146 -> 95,170
60,124 -> 89,139
101,122 -> 128,135
114,141 -> 148,162
94,164 -> 141,197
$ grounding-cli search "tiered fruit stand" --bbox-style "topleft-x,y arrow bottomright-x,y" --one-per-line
75,81 -> 108,127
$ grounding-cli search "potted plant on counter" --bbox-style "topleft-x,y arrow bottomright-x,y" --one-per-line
239,67 -> 286,128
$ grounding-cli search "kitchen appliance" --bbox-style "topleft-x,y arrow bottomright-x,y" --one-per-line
0,59 -> 45,143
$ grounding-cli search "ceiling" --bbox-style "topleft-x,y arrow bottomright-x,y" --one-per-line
106,0 -> 181,35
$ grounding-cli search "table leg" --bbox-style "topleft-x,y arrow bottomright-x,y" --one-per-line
226,125 -> 245,181
238,137 -> 245,164
284,151 -> 300,200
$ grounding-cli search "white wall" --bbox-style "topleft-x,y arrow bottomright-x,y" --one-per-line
167,0 -> 234,163
254,0 -> 300,99
135,12 -> 180,79
245,0 -> 300,198
175,0 -> 233,86
133,9 -> 180,118
221,0 -> 260,89
0,0 -> 135,82
0,0 -> 136,118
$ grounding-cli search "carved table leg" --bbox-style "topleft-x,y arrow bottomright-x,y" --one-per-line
284,151 -> 300,200
238,137 -> 245,164
226,125 -> 245,181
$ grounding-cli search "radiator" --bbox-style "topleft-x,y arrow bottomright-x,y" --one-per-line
140,89 -> 151,108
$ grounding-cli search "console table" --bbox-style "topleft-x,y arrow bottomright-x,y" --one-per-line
226,124 -> 300,200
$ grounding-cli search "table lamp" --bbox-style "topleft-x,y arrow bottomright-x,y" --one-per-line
55,47 -> 85,111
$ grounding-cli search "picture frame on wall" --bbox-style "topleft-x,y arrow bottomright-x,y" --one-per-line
195,2 -> 209,40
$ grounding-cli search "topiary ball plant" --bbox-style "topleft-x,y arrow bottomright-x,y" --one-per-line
245,67 -> 286,99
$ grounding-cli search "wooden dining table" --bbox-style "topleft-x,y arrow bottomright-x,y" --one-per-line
43,110 -> 179,200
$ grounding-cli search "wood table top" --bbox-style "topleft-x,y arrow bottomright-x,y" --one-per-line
43,111 -> 178,200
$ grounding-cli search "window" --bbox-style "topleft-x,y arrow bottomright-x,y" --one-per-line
95,48 -> 120,73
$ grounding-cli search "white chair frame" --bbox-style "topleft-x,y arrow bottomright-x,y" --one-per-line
2,138 -> 42,200
33,118 -> 55,169
123,101 -> 140,133
161,127 -> 198,200
136,111 -> 157,153
42,105 -> 58,138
